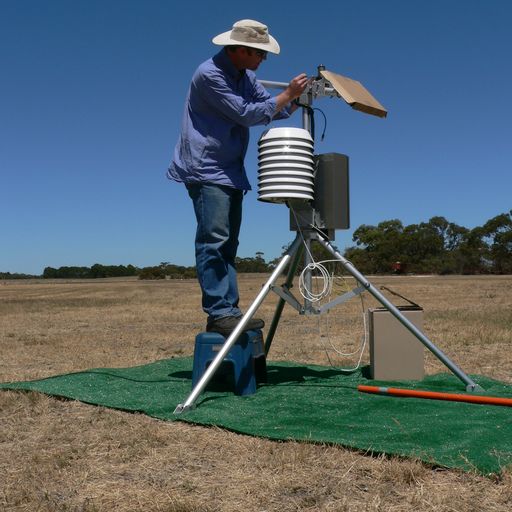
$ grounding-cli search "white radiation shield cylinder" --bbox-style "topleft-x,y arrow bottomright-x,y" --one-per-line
257,127 -> 315,203
258,177 -> 314,185
259,155 -> 314,165
258,147 -> 313,158
258,169 -> 314,177
259,140 -> 313,150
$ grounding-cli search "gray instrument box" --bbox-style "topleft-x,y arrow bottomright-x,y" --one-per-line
289,152 -> 350,234
368,306 -> 425,381
314,153 -> 350,230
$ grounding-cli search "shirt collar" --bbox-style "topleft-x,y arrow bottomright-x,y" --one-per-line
213,48 -> 245,80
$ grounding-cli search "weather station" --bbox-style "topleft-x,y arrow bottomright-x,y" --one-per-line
174,66 -> 482,414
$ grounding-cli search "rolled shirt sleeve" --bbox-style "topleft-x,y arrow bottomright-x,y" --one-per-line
197,71 -> 277,127
250,75 -> 292,121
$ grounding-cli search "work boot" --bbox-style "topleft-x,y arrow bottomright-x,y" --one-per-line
206,315 -> 265,336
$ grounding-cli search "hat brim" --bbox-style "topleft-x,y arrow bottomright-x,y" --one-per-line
212,31 -> 280,54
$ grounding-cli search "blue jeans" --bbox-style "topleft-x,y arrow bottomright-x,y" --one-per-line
187,183 -> 243,322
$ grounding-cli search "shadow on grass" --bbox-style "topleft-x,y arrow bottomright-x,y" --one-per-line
168,363 -> 371,391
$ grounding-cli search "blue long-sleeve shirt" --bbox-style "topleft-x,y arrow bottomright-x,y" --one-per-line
167,49 -> 291,190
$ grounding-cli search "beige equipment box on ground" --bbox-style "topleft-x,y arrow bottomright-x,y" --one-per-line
368,306 -> 425,380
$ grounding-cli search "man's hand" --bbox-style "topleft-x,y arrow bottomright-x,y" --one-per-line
287,73 -> 310,99
275,73 -> 310,112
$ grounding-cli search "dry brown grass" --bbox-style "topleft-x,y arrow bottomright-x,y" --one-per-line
1,274 -> 511,511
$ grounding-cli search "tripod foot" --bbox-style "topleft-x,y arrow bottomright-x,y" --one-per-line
466,383 -> 485,393
174,403 -> 195,415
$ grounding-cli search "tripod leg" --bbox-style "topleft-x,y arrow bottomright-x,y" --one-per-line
264,244 -> 303,356
316,237 -> 483,392
174,234 -> 303,414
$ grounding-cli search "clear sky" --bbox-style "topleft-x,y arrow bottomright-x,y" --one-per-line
1,0 -> 511,275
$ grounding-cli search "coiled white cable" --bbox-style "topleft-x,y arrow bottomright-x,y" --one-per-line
298,261 -> 332,302
289,204 -> 368,370
289,205 -> 334,303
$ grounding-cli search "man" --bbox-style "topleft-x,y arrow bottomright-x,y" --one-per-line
167,19 -> 308,336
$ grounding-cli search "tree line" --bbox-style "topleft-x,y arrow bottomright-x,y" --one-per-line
2,211 -> 510,279
0,272 -> 36,280
42,264 -> 140,279
343,212 -> 511,275
38,263 -> 197,280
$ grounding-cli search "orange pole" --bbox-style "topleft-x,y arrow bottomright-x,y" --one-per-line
358,385 -> 512,407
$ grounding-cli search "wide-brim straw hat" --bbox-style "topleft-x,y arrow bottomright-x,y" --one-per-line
212,19 -> 280,55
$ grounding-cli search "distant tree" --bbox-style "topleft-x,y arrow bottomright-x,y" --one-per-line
349,219 -> 405,273
343,245 -> 374,273
138,266 -> 166,280
90,264 -> 107,278
456,227 -> 488,274
480,211 -> 512,273
43,267 -> 58,278
235,252 -> 270,273
125,264 -> 138,276
138,262 -> 196,280
427,216 -> 468,251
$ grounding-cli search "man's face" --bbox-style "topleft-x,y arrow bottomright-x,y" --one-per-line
239,46 -> 267,71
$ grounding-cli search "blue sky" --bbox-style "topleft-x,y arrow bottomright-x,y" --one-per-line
1,0 -> 511,275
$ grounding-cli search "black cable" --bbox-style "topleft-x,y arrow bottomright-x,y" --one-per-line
293,102 -> 328,142
313,107 -> 327,141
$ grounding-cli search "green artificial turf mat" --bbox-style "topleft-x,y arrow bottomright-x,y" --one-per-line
2,357 -> 511,475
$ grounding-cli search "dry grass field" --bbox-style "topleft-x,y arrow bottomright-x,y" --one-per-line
1,273 -> 511,511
